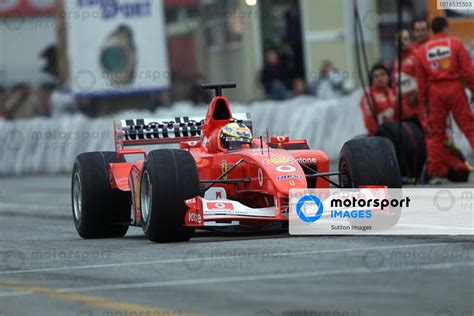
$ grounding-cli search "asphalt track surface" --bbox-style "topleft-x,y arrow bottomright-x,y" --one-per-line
0,175 -> 473,316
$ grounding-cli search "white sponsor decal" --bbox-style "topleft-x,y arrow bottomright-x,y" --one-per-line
276,165 -> 297,173
188,212 -> 202,224
297,157 -> 317,164
427,45 -> 451,61
277,174 -> 303,181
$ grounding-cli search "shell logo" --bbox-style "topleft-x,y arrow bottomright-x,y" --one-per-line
264,156 -> 294,165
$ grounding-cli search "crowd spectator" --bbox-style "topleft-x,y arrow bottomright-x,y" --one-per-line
415,16 -> 474,182
360,64 -> 397,136
188,74 -> 212,105
4,83 -> 42,120
0,85 -> 7,119
391,29 -> 426,128
292,78 -> 310,97
412,17 -> 430,50
310,60 -> 346,100
282,0 -> 304,78
260,49 -> 288,100
36,83 -> 56,117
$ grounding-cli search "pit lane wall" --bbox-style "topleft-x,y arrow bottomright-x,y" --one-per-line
0,90 -> 471,175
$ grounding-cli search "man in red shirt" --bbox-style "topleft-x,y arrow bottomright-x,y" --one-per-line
412,17 -> 430,51
416,17 -> 474,180
360,64 -> 397,136
392,29 -> 426,128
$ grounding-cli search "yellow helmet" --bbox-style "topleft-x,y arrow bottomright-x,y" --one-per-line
219,122 -> 253,150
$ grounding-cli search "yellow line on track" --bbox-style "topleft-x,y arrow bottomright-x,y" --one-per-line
0,279 -> 188,315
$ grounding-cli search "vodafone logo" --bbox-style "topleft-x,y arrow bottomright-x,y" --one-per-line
276,165 -> 296,173
187,212 -> 202,224
297,157 -> 317,165
207,202 -> 234,211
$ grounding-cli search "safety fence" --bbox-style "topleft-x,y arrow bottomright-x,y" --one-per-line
0,90 -> 470,175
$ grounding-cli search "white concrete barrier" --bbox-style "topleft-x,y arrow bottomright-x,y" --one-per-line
0,90 -> 470,175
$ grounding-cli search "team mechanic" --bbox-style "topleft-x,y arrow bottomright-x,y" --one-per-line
360,64 -> 397,136
416,17 -> 474,182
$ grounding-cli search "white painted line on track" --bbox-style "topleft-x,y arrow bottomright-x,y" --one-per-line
0,242 -> 469,275
0,291 -> 32,297
395,224 -> 474,231
0,260 -> 472,297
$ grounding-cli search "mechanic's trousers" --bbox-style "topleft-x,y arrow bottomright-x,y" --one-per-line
427,81 -> 474,177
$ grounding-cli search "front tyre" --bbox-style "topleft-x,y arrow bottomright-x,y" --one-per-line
72,152 -> 131,239
140,149 -> 199,243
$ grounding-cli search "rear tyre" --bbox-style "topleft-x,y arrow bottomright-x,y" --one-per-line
376,121 -> 426,180
339,137 -> 402,229
339,136 -> 402,188
72,152 -> 131,239
140,149 -> 199,243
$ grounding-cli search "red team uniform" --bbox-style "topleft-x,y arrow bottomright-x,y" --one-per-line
416,33 -> 474,178
360,86 -> 397,136
392,46 -> 427,128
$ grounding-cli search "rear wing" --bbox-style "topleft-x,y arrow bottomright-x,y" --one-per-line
114,113 -> 253,150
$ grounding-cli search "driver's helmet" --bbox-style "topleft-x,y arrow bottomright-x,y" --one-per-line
219,122 -> 253,150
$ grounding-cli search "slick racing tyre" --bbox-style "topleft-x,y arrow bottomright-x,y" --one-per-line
140,149 -> 199,243
376,121 -> 426,180
339,137 -> 402,230
339,136 -> 402,188
72,152 -> 131,239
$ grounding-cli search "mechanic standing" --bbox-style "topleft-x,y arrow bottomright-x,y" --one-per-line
412,17 -> 430,51
416,17 -> 474,181
360,64 -> 397,136
392,29 -> 426,129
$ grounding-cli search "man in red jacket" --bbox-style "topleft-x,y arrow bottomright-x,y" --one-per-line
412,17 -> 430,51
416,17 -> 474,181
360,64 -> 397,136
392,29 -> 426,128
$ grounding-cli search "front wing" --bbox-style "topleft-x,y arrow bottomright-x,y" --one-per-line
184,197 -> 289,227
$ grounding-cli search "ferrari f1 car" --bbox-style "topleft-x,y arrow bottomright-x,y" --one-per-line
71,83 -> 402,242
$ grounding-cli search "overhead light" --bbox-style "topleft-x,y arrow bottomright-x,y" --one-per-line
245,0 -> 257,6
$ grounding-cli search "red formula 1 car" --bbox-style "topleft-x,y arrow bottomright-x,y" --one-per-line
71,83 -> 402,242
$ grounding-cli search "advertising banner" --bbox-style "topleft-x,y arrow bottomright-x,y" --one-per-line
65,0 -> 170,96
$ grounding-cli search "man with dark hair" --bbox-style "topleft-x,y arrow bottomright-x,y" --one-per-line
392,29 -> 426,128
360,64 -> 397,136
260,49 -> 288,100
430,16 -> 448,34
4,83 -> 41,119
415,16 -> 474,182
412,17 -> 430,50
